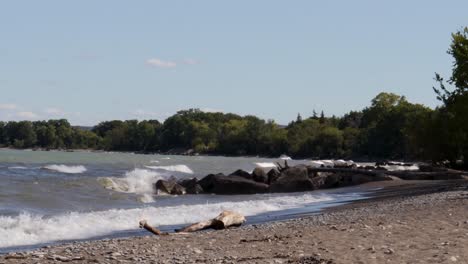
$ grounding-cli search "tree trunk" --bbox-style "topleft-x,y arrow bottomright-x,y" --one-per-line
176,211 -> 246,233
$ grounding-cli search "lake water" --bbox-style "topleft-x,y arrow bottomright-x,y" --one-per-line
0,149 -> 373,251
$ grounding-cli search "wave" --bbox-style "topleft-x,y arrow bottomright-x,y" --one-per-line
8,166 -> 28,170
0,193 -> 334,248
255,162 -> 277,168
383,164 -> 419,171
42,164 -> 87,174
98,169 -> 170,203
144,165 -> 194,174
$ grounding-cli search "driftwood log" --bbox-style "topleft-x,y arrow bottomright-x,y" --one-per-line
139,220 -> 168,236
176,210 -> 246,233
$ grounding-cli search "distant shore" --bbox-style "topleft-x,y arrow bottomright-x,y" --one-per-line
2,179 -> 467,263
0,147 -> 423,164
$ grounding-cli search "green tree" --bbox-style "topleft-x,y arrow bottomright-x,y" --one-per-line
0,121 -> 5,146
431,27 -> 468,167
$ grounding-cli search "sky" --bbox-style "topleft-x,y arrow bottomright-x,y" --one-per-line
0,1 -> 467,126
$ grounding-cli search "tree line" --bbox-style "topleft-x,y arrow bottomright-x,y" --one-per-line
0,28 -> 466,168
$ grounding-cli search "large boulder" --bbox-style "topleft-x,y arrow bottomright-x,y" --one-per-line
198,174 -> 269,194
267,168 -> 281,184
229,169 -> 253,180
252,167 -> 268,183
155,180 -> 186,195
178,178 -> 204,194
269,165 -> 319,193
333,172 -> 393,186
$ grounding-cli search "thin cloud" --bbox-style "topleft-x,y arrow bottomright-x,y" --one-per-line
182,58 -> 199,65
201,108 -> 224,113
44,107 -> 65,115
0,103 -> 18,110
132,109 -> 171,120
16,111 -> 38,119
146,58 -> 177,68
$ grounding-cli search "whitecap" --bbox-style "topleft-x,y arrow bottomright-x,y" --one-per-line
8,166 -> 28,170
0,193 -> 334,248
310,161 -> 324,168
254,162 -> 277,168
98,168 -> 167,202
42,164 -> 87,174
144,165 -> 194,174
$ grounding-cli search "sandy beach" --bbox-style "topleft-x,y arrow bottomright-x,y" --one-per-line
2,180 -> 467,264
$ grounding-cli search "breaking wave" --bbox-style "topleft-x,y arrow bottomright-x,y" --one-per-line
144,165 -> 194,174
98,169 -> 169,203
8,166 -> 28,170
0,193 -> 334,248
42,164 -> 87,174
255,162 -> 277,168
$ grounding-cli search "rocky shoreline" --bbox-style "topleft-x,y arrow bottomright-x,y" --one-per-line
2,180 -> 467,263
155,161 -> 467,195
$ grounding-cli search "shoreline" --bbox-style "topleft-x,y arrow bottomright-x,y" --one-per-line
0,147 -> 424,163
2,179 -> 467,263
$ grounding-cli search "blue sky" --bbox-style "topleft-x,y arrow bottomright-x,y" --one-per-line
0,1 -> 467,125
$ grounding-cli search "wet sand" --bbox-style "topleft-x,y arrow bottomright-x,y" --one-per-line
2,180 -> 467,263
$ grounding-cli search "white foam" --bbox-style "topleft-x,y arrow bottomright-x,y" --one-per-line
279,155 -> 291,160
334,160 -> 347,166
255,162 -> 277,168
98,169 -> 168,202
144,165 -> 194,174
149,160 -> 160,163
0,193 -> 334,248
383,165 -> 419,171
42,164 -> 87,174
8,166 -> 28,170
310,161 -> 324,168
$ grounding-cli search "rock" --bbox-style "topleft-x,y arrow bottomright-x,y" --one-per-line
332,172 -> 392,186
198,174 -> 269,194
48,254 -> 70,262
267,168 -> 281,184
252,167 -> 268,183
383,248 -> 394,254
155,180 -> 186,195
229,169 -> 252,180
269,165 -> 319,193
178,178 -> 203,194
170,184 -> 186,195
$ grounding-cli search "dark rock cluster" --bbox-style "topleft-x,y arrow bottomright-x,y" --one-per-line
154,164 -> 396,195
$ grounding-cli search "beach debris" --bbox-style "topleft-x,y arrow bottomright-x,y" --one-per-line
139,211 -> 245,236
4,253 -> 27,260
139,220 -> 168,236
176,210 -> 246,233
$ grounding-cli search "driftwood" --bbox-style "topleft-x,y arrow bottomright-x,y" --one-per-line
139,220 -> 168,236
176,210 -> 246,233
276,160 -> 290,172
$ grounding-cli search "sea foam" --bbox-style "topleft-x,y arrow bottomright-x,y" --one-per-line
144,165 -> 194,174
42,164 -> 87,174
255,162 -> 277,168
0,193 -> 334,248
98,169 -> 169,202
